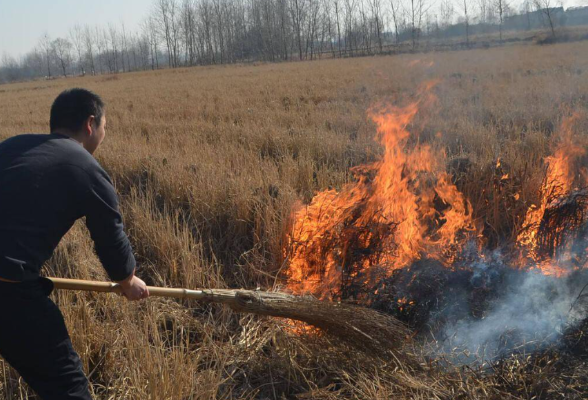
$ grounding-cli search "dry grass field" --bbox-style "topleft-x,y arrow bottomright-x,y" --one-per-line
1,41 -> 588,399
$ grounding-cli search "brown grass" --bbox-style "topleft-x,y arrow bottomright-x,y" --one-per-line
1,41 -> 588,399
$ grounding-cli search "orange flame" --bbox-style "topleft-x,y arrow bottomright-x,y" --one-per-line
286,85 -> 474,299
517,113 -> 587,276
286,86 -> 587,302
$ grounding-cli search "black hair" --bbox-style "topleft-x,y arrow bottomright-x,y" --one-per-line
49,88 -> 104,133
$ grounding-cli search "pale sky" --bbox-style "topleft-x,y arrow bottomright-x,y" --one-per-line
0,0 -> 150,58
0,0 -> 587,58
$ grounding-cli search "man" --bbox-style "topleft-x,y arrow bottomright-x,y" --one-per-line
0,88 -> 149,399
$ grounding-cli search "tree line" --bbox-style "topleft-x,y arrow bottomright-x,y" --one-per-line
0,0 -> 574,84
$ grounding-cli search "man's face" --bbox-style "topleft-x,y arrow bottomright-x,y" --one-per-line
83,114 -> 106,155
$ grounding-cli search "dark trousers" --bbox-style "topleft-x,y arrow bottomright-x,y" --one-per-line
0,278 -> 92,400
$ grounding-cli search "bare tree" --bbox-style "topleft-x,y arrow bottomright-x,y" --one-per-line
69,25 -> 86,76
83,26 -> 96,75
94,27 -> 108,74
127,33 -> 138,70
522,0 -> 533,30
389,0 -> 403,44
1,53 -> 21,82
321,0 -> 335,57
306,0 -> 321,59
154,0 -> 181,67
107,24 -> 120,72
495,0 -> 508,41
121,22 -> 131,72
136,32 -> 151,70
39,33 -> 52,78
409,0 -> 428,49
169,0 -> 181,66
368,0 -> 383,52
181,0 -> 197,65
290,0 -> 307,60
316,2 -> 330,57
143,17 -> 160,69
440,0 -> 455,28
199,0 -> 216,64
458,0 -> 470,47
7,0 -> 554,83
212,0 -> 227,63
156,0 -> 173,66
477,0 -> 492,25
533,0 -> 561,38
333,0 -> 343,55
28,48 -> 46,77
343,0 -> 358,55
52,38 -> 73,77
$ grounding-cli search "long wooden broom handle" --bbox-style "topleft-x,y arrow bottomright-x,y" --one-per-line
48,277 -> 329,320
48,277 -> 247,306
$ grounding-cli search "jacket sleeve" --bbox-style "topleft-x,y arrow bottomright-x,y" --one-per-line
83,167 -> 136,282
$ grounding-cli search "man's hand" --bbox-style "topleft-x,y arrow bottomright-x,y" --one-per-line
117,272 -> 149,301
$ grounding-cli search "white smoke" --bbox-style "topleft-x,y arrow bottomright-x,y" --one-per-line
439,249 -> 588,362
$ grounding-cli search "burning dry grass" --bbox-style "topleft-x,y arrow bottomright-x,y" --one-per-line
286,81 -> 476,300
1,41 -> 588,398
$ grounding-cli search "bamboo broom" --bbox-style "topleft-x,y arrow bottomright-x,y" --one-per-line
49,277 -> 411,356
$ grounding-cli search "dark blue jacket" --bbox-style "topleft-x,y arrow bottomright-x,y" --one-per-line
0,133 -> 135,282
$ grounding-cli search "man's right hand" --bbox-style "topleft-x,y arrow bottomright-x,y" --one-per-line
117,273 -> 149,301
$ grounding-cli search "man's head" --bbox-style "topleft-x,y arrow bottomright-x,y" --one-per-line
50,88 -> 106,154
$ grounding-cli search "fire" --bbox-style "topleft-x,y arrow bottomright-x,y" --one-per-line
282,92 -> 588,356
285,85 -> 474,299
517,113 -> 588,276
396,297 -> 415,312
285,79 -> 587,303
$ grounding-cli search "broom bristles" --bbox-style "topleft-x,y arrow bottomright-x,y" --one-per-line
230,290 -> 412,356
50,278 -> 412,358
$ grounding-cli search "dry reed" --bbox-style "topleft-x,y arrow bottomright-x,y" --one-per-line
0,40 -> 588,399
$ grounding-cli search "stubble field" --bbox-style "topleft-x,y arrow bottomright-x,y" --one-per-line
1,41 -> 588,399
